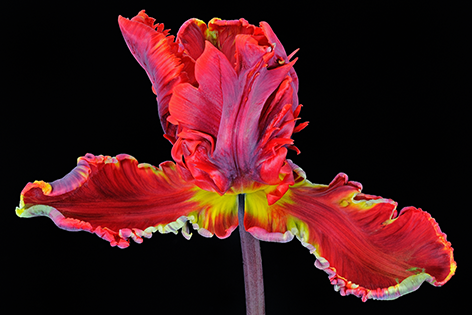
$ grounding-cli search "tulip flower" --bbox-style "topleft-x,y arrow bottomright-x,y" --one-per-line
16,10 -> 456,313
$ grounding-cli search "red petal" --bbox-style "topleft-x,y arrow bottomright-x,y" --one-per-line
118,11 -> 183,139
170,41 -> 237,137
244,163 -> 456,301
169,41 -> 242,193
176,18 -> 207,62
215,54 -> 298,189
206,18 -> 256,68
16,154 -> 238,248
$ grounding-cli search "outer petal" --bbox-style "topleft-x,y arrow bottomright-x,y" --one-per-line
118,11 -> 183,139
244,162 -> 456,301
16,154 -> 238,248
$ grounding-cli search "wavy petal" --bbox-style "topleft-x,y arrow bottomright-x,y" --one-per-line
118,10 -> 183,139
244,162 -> 456,301
16,154 -> 238,248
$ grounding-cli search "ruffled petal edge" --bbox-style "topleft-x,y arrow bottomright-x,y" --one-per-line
16,154 -> 239,248
243,162 -> 456,301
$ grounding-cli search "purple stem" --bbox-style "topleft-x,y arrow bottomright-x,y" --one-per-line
238,194 -> 265,315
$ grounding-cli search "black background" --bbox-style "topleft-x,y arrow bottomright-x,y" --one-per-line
5,1 -> 465,313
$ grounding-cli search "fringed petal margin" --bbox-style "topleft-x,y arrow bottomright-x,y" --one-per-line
118,11 -> 184,139
16,154 -> 238,248
243,161 -> 456,301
